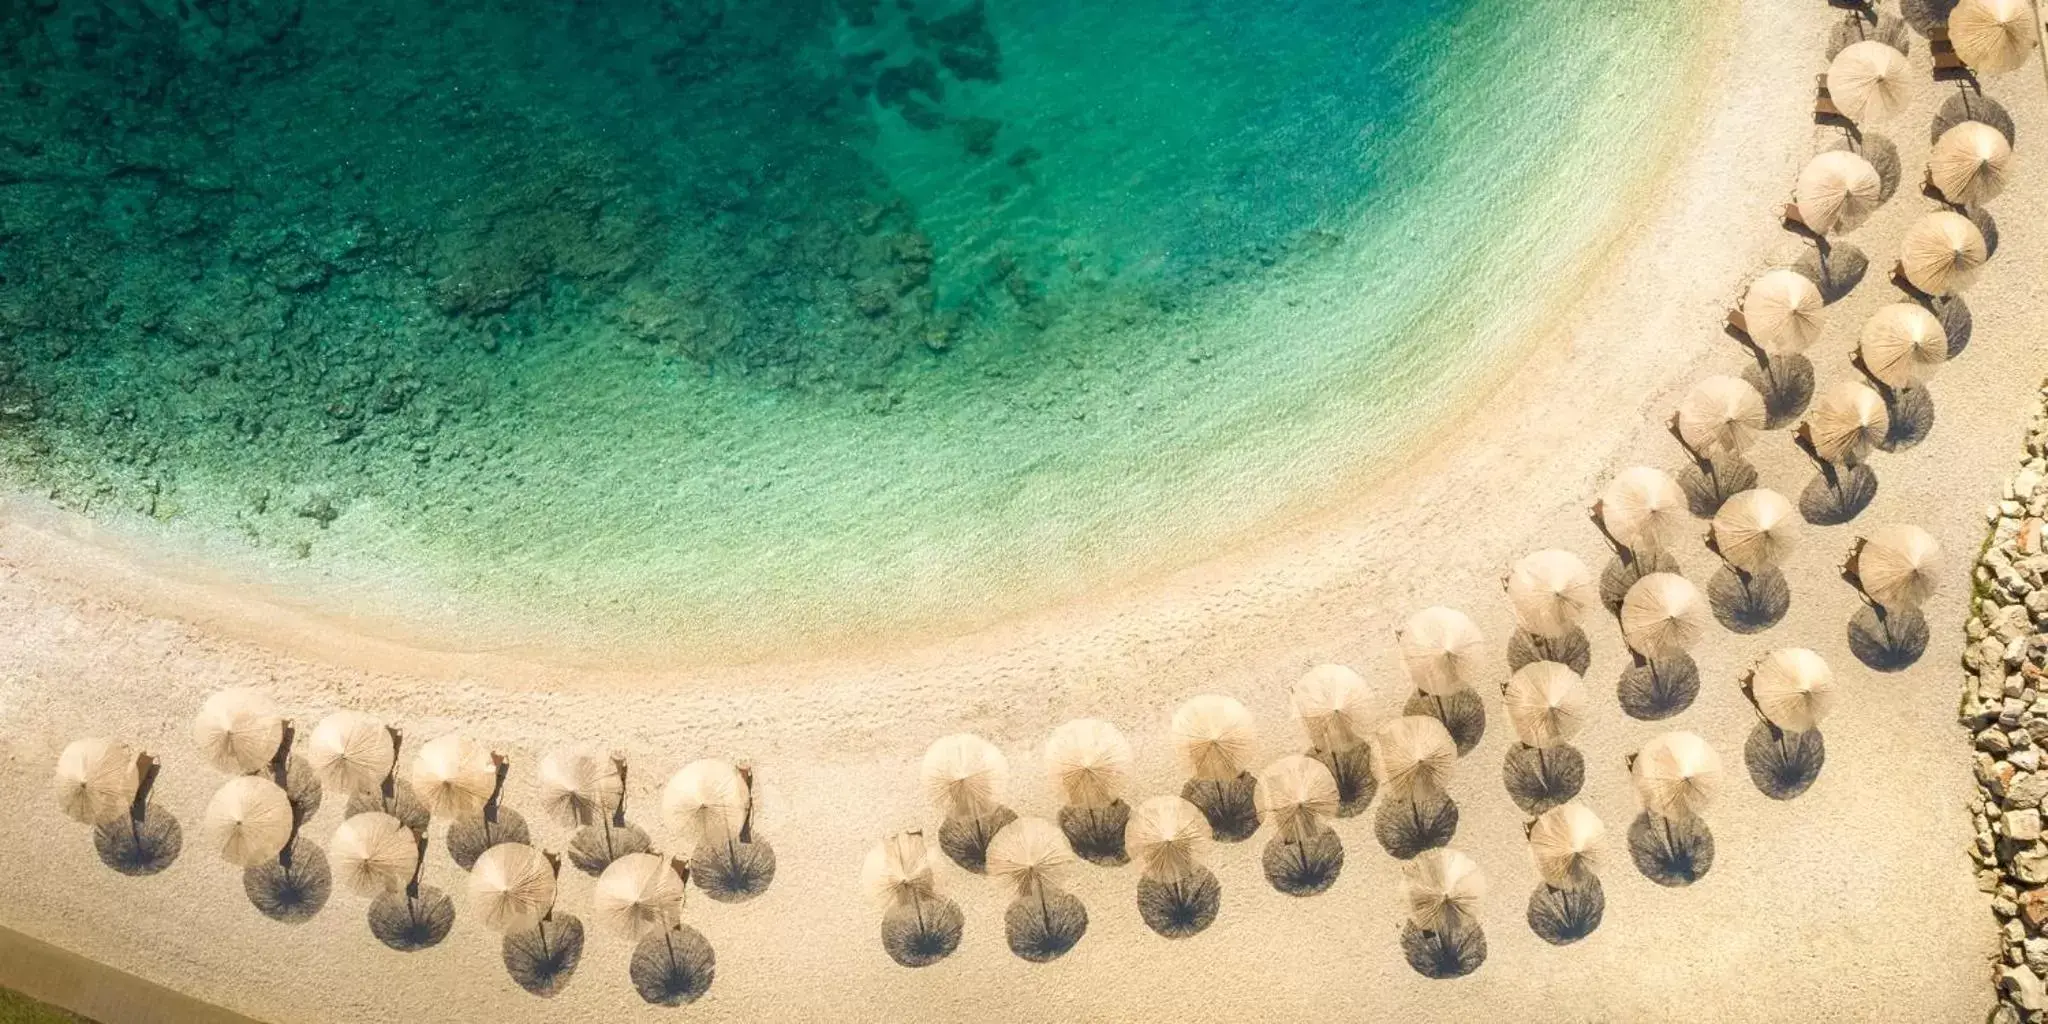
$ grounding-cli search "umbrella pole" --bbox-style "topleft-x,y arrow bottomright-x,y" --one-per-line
537,918 -> 551,963
1534,746 -> 1549,790
1661,816 -> 1678,857
1039,883 -> 1053,936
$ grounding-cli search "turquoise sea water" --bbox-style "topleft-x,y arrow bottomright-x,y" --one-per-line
0,0 -> 1704,658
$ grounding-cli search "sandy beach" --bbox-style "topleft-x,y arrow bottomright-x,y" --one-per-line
2,1 -> 2044,1021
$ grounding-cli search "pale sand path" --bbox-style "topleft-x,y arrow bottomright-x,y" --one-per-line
1,3 -> 2044,1021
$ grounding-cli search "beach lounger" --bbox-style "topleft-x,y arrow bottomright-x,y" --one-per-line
1726,307 -> 1750,337
1934,49 -> 1968,73
1813,74 -> 1843,118
1782,203 -> 1814,232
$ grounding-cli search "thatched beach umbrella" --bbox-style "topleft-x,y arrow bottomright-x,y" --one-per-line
1951,0 -> 2042,74
1506,550 -> 1599,640
1802,381 -> 1891,463
1711,488 -> 1802,572
1171,695 -> 1257,782
1371,716 -> 1457,799
1597,467 -> 1688,553
1253,755 -> 1339,842
1631,731 -> 1723,820
1740,269 -> 1826,354
1750,648 -> 1838,733
331,812 -> 418,897
1826,41 -> 1911,123
1930,121 -> 2016,206
1126,795 -> 1211,881
1675,375 -> 1766,456
1290,665 -> 1375,752
304,712 -> 394,795
1859,303 -> 1949,388
1399,606 -> 1487,696
54,738 -> 141,825
1620,573 -> 1711,660
593,852 -> 686,939
1852,524 -> 1943,606
203,775 -> 295,867
1900,211 -> 1989,296
862,830 -> 939,907
1043,719 -> 1133,809
1528,802 -> 1605,891
1794,151 -> 1884,235
537,748 -> 624,829
192,689 -> 284,775
410,733 -> 497,819
1404,848 -> 1485,932
986,817 -> 1074,897
662,759 -> 749,845
469,843 -> 557,934
921,733 -> 1009,819
1503,662 -> 1587,750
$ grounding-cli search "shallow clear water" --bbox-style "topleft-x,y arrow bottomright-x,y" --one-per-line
0,0 -> 1702,657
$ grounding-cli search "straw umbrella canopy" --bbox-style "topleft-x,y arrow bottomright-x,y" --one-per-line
1826,41 -> 1912,123
1399,606 -> 1487,696
1370,716 -> 1458,799
1740,269 -> 1826,355
331,811 -> 419,897
304,711 -> 394,795
1751,648 -> 1839,733
1619,573 -> 1710,660
537,748 -> 623,829
1794,150 -> 1884,235
1632,731 -> 1723,820
1951,0 -> 2042,74
1253,755 -> 1340,842
1676,375 -> 1767,456
1711,488 -> 1802,572
662,759 -> 749,845
1856,524 -> 1943,606
921,734 -> 1009,819
202,775 -> 295,867
53,738 -> 140,825
985,817 -> 1075,898
862,831 -> 939,907
1170,695 -> 1257,782
1043,719 -> 1133,809
410,733 -> 497,819
1403,848 -> 1485,932
1803,381 -> 1891,463
592,852 -> 686,939
1899,211 -> 1989,296
192,688 -> 284,775
1503,662 -> 1587,750
1930,121 -> 2016,206
1290,664 -> 1376,752
1598,466 -> 1688,553
1505,550 -> 1599,640
469,843 -> 558,934
1125,795 -> 1211,881
1528,802 -> 1605,891
1859,303 -> 1948,389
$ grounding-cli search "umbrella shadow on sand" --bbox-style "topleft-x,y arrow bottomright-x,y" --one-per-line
1401,920 -> 1486,979
94,803 -> 182,876
1404,691 -> 1486,757
1742,354 -> 1816,429
1829,133 -> 1902,203
1181,775 -> 1260,843
1933,92 -> 2016,145
244,837 -> 332,924
1507,627 -> 1592,675
631,925 -> 716,1006
939,806 -> 1020,872
346,786 -> 431,835
1848,604 -> 1930,671
1746,722 -> 1827,800
1898,0 -> 1959,38
881,893 -> 965,967
1136,868 -> 1222,939
1311,745 -> 1377,818
1873,386 -> 1934,453
1502,743 -> 1586,815
1263,824 -> 1345,897
567,819 -> 653,876
1005,885 -> 1089,963
1629,812 -> 1715,887
369,885 -> 456,952
1794,241 -> 1870,303
448,807 -> 532,871
1709,566 -> 1791,633
1678,456 -> 1758,519
1617,655 -> 1701,721
1375,790 -> 1459,860
1799,462 -> 1879,526
1058,801 -> 1132,866
1528,878 -> 1605,946
1826,9 -> 1911,59
503,914 -> 585,998
1601,552 -> 1682,615
693,834 -> 778,904
1930,294 -> 1972,358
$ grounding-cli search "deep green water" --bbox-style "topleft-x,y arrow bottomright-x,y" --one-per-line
0,0 -> 1703,656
